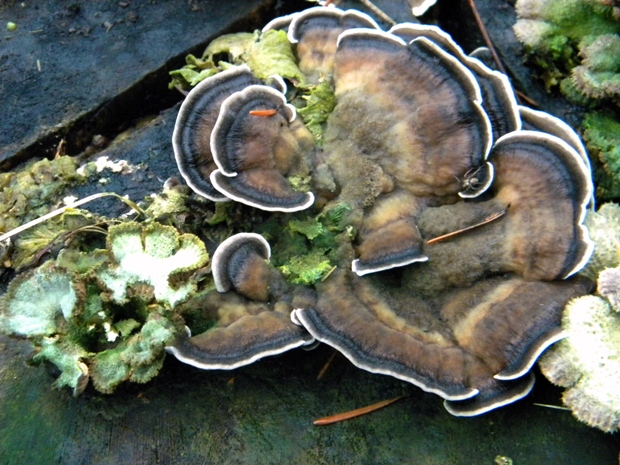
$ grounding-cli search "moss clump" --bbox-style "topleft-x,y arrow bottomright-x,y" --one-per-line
257,203 -> 353,286
279,250 -> 334,285
582,110 -> 620,199
296,80 -> 336,146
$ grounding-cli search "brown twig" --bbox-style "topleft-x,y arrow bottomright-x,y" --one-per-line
426,207 -> 508,245
467,0 -> 507,76
515,90 -> 539,107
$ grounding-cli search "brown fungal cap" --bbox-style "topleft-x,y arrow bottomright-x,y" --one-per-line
167,293 -> 314,370
490,130 -> 594,280
331,30 -> 492,197
408,0 -> 437,16
172,65 -> 259,201
287,7 -> 380,82
519,106 -> 590,171
168,234 -> 315,370
390,23 -> 520,141
293,269 -> 480,401
444,373 -> 536,417
293,270 -> 593,416
351,191 -> 428,276
209,85 -> 314,212
212,233 -> 272,301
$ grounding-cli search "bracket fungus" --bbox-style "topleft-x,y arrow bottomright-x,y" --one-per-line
166,233 -> 315,370
168,6 -> 595,416
173,65 -> 315,212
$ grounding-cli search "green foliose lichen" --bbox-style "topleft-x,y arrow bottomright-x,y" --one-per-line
580,202 -> 620,280
0,156 -> 86,236
0,261 -> 83,338
31,337 -> 90,397
514,0 -> 620,101
1,212 -> 212,395
246,30 -> 306,84
96,222 -> 209,308
90,312 -> 176,393
169,30 -> 305,90
539,287 -> 620,432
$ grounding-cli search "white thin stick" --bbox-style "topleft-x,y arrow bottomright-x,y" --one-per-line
0,192 -> 141,243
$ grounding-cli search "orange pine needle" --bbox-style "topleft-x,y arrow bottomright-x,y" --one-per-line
426,207 -> 508,245
313,395 -> 405,426
249,109 -> 277,117
317,350 -> 338,380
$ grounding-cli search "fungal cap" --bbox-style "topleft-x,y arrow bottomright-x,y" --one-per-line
208,84 -> 314,212
211,232 -> 271,295
172,65 -> 258,201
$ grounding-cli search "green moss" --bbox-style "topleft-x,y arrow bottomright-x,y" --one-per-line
288,218 -> 325,240
257,203 -> 354,286
279,249 -> 334,285
296,80 -> 336,146
582,110 -> 620,199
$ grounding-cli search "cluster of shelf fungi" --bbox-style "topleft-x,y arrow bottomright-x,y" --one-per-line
166,7 -> 595,416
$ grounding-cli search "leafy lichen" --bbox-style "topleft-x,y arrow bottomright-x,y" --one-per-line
96,222 -> 209,308
169,30 -> 305,90
514,0 -> 620,199
1,212 -> 212,395
0,262 -> 83,338
0,156 -> 85,235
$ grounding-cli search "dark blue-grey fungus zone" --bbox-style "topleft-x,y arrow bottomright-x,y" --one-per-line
172,65 -> 259,201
